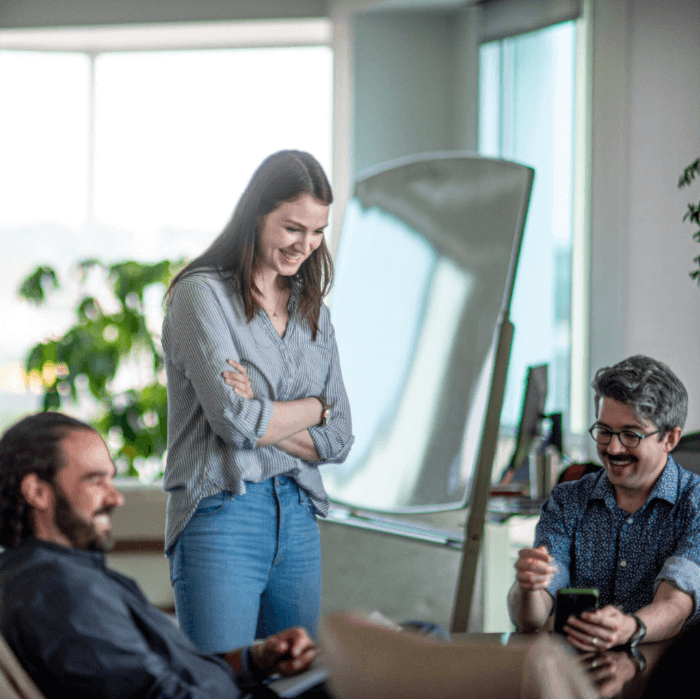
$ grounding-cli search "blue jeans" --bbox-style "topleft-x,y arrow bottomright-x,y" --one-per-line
169,476 -> 321,653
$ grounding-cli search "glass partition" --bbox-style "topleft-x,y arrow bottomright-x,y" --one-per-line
324,154 -> 533,512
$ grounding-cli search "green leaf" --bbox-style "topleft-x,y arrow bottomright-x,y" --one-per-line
43,390 -> 62,411
76,296 -> 102,324
18,255 -> 179,480
18,266 -> 59,304
679,159 -> 700,189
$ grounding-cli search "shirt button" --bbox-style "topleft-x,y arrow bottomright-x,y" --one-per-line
627,518 -> 633,524
620,560 -> 627,567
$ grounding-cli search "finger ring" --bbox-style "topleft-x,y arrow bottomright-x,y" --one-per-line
592,637 -> 600,647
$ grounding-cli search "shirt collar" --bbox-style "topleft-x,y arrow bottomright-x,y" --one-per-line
287,276 -> 301,313
226,273 -> 301,314
648,454 -> 680,504
589,455 -> 680,510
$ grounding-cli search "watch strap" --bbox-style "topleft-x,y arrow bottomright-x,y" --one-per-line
626,644 -> 647,672
628,614 -> 647,648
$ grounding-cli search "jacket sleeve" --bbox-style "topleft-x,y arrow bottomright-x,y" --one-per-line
6,572 -> 242,699
307,318 -> 354,464
163,278 -> 273,450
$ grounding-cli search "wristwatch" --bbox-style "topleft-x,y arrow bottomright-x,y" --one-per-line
626,645 -> 647,673
627,614 -> 647,648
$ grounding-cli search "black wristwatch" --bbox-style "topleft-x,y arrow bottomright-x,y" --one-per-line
627,614 -> 647,648
625,645 -> 647,673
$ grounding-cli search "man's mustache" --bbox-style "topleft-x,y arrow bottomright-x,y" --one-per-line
602,452 -> 638,464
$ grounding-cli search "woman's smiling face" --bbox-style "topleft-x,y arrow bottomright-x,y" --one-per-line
256,193 -> 329,279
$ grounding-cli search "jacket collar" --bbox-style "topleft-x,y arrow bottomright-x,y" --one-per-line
13,536 -> 106,567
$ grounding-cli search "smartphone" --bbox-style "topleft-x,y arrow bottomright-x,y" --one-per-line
553,587 -> 599,634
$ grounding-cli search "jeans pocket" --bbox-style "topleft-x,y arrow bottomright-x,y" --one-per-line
299,491 -> 317,520
194,492 -> 228,517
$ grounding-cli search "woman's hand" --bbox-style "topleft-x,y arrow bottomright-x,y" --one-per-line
222,360 -> 254,398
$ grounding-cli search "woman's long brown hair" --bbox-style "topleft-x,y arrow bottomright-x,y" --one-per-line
166,150 -> 334,338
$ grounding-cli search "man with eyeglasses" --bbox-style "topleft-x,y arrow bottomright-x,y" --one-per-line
508,355 -> 700,651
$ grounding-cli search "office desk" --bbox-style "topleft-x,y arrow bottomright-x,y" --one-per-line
452,631 -> 672,698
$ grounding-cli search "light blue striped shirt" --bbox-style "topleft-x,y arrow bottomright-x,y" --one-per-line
161,270 -> 354,552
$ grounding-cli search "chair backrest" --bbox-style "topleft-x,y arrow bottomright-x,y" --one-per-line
557,461 -> 602,485
0,633 -> 43,699
673,430 -> 700,475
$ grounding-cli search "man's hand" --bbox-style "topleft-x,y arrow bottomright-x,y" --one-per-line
581,650 -> 638,698
508,546 -> 556,631
514,546 -> 556,591
563,605 -> 637,651
223,360 -> 254,398
250,627 -> 317,679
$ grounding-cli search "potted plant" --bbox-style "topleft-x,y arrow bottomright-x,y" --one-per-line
18,258 -> 182,480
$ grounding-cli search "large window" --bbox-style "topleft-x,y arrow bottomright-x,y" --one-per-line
479,21 -> 577,461
0,22 -> 333,433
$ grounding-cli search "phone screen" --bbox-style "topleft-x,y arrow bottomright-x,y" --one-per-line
553,588 -> 599,634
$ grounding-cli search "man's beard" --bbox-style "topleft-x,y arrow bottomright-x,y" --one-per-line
53,486 -> 114,552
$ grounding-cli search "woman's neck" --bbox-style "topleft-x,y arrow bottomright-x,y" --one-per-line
252,267 -> 286,301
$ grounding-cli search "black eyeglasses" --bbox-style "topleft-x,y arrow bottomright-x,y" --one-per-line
588,426 -> 664,449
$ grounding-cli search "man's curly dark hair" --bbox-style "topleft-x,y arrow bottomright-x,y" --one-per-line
0,412 -> 94,548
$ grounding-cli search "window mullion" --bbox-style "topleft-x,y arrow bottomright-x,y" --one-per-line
86,52 -> 97,237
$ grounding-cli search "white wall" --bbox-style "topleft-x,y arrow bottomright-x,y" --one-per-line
351,6 -> 479,174
626,0 -> 700,431
588,0 -> 700,432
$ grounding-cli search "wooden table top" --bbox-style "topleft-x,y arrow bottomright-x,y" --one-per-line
451,631 -> 673,698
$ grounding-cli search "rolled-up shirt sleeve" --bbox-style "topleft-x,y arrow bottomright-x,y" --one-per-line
308,321 -> 354,464
655,489 -> 700,624
164,278 -> 273,450
534,486 -> 573,600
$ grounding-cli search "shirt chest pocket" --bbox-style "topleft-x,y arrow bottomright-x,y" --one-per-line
301,342 -> 331,395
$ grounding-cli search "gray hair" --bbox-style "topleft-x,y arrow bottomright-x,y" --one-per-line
592,355 -> 688,433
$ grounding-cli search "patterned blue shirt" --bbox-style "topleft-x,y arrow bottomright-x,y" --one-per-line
535,456 -> 700,624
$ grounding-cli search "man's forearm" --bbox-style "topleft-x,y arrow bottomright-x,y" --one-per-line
507,582 -> 554,631
223,645 -> 266,687
634,581 -> 694,643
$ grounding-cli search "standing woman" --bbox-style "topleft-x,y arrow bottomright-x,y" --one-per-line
162,150 -> 354,654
